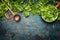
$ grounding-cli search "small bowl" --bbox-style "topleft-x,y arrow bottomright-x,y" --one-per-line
41,13 -> 58,22
41,5 -> 58,22
13,14 -> 21,22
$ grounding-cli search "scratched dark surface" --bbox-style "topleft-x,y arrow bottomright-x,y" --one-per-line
0,0 -> 60,40
0,10 -> 60,40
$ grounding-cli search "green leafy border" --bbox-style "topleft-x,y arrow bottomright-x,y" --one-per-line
0,0 -> 60,20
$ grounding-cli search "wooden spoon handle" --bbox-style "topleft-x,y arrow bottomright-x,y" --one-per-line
55,2 -> 60,8
1,0 -> 15,15
6,5 -> 15,15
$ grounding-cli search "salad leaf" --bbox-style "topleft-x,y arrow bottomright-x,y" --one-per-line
41,5 -> 58,22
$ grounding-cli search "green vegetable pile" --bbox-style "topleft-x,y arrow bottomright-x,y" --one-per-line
0,0 -> 60,21
0,2 -> 8,20
41,5 -> 58,22
0,0 -> 49,19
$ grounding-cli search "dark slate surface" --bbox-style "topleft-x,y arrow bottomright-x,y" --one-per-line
0,11 -> 60,40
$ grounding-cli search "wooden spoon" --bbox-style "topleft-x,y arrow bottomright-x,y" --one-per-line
55,2 -> 60,8
1,0 -> 21,22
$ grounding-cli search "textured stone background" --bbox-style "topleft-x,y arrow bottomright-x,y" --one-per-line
0,0 -> 60,39
0,10 -> 60,40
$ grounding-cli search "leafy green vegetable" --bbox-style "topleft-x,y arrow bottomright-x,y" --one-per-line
41,5 -> 58,22
39,0 -> 50,6
0,0 -> 50,18
13,2 -> 23,12
57,12 -> 60,20
0,0 -> 60,21
18,0 -> 24,4
24,11 -> 30,17
28,0 -> 34,5
22,4 -> 31,17
31,4 -> 41,15
0,2 -> 8,20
